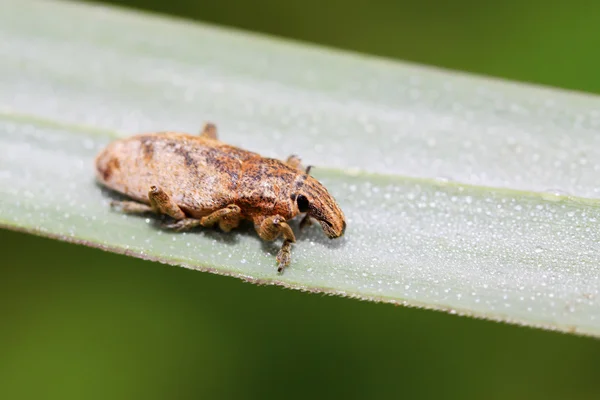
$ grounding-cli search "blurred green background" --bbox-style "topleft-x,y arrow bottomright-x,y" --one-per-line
2,0 -> 600,399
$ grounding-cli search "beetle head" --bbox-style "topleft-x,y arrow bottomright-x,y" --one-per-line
292,175 -> 346,238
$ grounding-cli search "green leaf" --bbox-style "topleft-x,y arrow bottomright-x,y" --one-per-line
2,0 -> 600,336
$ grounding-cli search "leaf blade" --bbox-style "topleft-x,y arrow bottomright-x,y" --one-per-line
2,113 -> 600,336
2,0 -> 600,336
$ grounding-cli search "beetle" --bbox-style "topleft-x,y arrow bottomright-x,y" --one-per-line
95,123 -> 346,272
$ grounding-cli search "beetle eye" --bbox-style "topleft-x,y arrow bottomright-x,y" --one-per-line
296,194 -> 310,213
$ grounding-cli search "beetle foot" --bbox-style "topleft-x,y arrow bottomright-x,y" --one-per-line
276,239 -> 293,273
110,200 -> 153,214
299,214 -> 313,230
163,218 -> 202,232
199,122 -> 218,139
200,204 -> 241,232
285,154 -> 302,169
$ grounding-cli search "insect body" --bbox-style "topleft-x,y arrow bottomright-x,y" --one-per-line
95,123 -> 346,272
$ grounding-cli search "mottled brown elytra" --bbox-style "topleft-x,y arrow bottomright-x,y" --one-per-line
95,123 -> 346,273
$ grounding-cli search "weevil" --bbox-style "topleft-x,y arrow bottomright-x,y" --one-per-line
95,123 -> 346,273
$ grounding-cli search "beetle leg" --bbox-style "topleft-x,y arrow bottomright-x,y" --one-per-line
147,185 -> 204,232
200,204 -> 242,232
285,155 -> 312,175
285,154 -> 304,171
255,215 -> 297,273
163,218 -> 202,232
148,186 -> 186,220
276,240 -> 294,273
111,186 -> 186,220
199,122 -> 218,139
110,200 -> 153,214
299,214 -> 313,230
111,187 -> 199,231
164,204 -> 242,232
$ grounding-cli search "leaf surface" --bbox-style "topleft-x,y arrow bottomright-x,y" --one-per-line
2,0 -> 600,336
